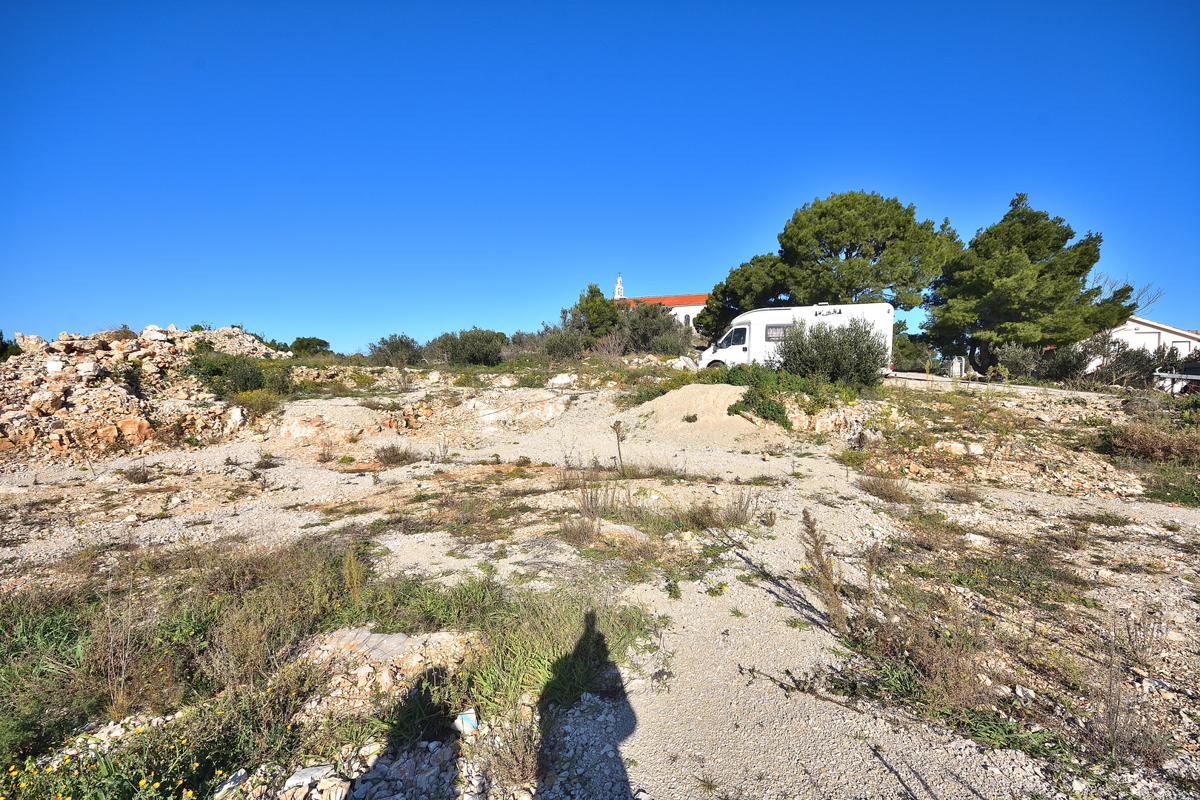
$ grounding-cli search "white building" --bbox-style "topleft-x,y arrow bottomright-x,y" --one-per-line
614,275 -> 709,332
1105,315 -> 1200,360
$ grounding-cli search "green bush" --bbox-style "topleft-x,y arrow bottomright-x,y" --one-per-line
290,337 -> 332,357
184,352 -> 293,398
769,318 -> 888,386
618,302 -> 688,354
428,328 -> 505,366
368,333 -> 424,367
1041,344 -> 1090,382
231,389 -> 283,418
649,333 -> 689,357
0,330 -> 22,362
542,329 -> 587,361
994,342 -> 1040,379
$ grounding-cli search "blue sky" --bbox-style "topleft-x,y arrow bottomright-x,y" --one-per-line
3,1 -> 1197,352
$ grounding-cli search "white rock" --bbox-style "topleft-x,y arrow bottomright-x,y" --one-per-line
283,764 -> 335,789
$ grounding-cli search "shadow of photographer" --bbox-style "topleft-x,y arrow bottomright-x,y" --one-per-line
538,610 -> 638,799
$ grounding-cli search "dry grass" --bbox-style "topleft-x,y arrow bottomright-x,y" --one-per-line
1106,420 -> 1200,464
122,464 -> 152,484
856,475 -> 917,504
375,443 -> 421,468
944,484 -> 984,504
482,715 -> 541,788
799,509 -> 847,632
560,515 -> 599,548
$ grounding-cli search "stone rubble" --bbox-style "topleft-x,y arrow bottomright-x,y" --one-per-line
0,325 -> 285,462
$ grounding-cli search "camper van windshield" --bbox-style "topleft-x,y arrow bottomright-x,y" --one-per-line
719,328 -> 746,348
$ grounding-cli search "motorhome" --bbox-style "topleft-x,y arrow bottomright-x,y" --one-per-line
697,302 -> 894,370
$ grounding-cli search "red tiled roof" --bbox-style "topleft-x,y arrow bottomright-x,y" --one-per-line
620,293 -> 710,307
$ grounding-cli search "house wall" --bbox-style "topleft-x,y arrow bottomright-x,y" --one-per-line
1109,318 -> 1200,358
667,304 -> 706,331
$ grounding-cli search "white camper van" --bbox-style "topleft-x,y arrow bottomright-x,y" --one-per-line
697,302 -> 894,371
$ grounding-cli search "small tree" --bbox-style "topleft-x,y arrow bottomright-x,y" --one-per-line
768,319 -> 888,386
368,333 -> 423,367
290,337 -> 332,357
575,284 -> 618,344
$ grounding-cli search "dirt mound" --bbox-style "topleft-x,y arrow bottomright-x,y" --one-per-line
637,383 -> 770,448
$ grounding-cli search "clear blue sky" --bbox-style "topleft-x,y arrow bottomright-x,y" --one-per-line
3,1 -> 1197,352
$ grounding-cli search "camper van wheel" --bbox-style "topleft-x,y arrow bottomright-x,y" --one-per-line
705,361 -> 725,369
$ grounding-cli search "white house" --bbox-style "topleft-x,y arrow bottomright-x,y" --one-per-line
1105,315 -> 1200,360
614,275 -> 709,332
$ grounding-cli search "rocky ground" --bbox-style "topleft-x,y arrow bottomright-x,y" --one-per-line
1,331 -> 1198,800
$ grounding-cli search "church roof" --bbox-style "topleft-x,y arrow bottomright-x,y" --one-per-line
620,293 -> 710,307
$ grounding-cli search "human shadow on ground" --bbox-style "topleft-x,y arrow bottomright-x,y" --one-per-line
538,610 -> 638,799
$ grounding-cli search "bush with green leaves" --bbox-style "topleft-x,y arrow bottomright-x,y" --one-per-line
427,328 -> 506,366
649,333 -> 689,357
993,341 -> 1041,379
367,333 -> 424,367
618,302 -> 689,354
1041,344 -> 1090,382
768,318 -> 888,386
0,330 -> 21,362
184,351 -> 293,397
289,337 -> 332,357
542,329 -> 588,361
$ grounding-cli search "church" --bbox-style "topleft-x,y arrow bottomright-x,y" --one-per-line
612,275 -> 709,332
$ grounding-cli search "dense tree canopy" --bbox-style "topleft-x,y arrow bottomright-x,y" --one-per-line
923,194 -> 1135,373
289,337 -> 332,357
696,191 -> 959,337
575,283 -> 619,343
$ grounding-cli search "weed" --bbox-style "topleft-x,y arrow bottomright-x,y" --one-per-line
122,463 -> 152,484
944,484 -> 983,503
375,443 -> 420,468
1069,511 -> 1131,527
683,413 -> 698,423
857,476 -> 917,504
799,509 -> 847,632
338,456 -> 356,464
730,608 -> 746,618
784,617 -> 811,630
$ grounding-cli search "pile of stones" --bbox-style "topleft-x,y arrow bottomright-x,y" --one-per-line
0,325 -> 282,462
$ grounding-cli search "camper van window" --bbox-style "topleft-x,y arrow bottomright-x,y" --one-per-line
730,328 -> 746,346
764,324 -> 792,342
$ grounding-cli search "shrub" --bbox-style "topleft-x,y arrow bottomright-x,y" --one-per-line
376,443 -> 421,467
857,476 -> 917,504
1103,421 -> 1200,465
768,318 -> 888,386
617,302 -> 688,354
649,332 -> 689,357
1041,345 -> 1090,382
368,333 -> 424,367
184,352 -> 293,398
994,342 -> 1040,379
0,330 -> 21,363
542,329 -> 587,362
429,328 -> 505,366
289,337 -> 332,357
231,389 -> 283,418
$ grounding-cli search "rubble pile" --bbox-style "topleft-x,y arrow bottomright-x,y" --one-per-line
0,325 -> 283,461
